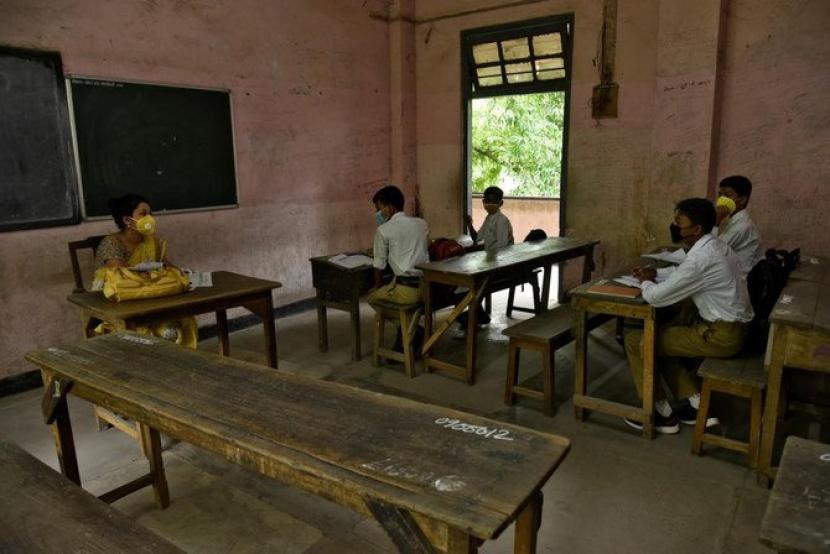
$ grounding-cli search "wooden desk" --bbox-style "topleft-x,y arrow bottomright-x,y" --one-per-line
569,279 -> 657,439
26,332 -> 571,554
418,237 -> 598,385
310,255 -> 374,361
758,279 -> 830,484
759,437 -> 830,553
0,441 -> 182,553
68,270 -> 281,368
790,255 -> 830,285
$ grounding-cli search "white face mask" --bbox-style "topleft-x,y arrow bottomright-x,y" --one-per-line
375,210 -> 388,225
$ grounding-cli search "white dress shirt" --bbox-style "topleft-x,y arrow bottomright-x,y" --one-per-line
640,234 -> 754,323
373,212 -> 430,277
713,210 -> 764,274
478,211 -> 514,250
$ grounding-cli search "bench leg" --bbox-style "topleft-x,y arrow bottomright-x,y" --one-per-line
373,313 -> 383,366
542,344 -> 554,416
506,286 -> 516,318
573,308 -> 588,421
139,423 -> 170,509
48,383 -> 81,486
400,310 -> 414,378
691,379 -> 713,456
530,277 -> 541,314
749,388 -> 763,470
216,309 -> 230,357
514,490 -> 543,554
505,342 -> 520,405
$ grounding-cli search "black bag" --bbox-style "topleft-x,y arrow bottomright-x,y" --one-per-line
744,248 -> 800,353
524,229 -> 547,242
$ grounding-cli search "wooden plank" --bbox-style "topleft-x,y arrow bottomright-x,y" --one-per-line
770,279 -> 820,330
697,355 -> 767,388
572,395 -> 646,421
759,437 -> 830,554
0,441 -> 182,553
789,255 -> 829,284
26,333 -> 570,540
67,271 -> 281,320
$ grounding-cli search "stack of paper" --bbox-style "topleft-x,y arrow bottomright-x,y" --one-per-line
183,269 -> 213,288
329,253 -> 374,269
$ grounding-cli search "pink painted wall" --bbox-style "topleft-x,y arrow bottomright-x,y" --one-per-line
0,1 -> 392,378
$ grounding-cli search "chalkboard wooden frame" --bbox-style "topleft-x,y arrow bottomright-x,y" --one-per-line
66,75 -> 239,219
0,46 -> 79,232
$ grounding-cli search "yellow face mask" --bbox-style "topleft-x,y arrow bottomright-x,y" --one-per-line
131,214 -> 157,236
716,196 -> 737,215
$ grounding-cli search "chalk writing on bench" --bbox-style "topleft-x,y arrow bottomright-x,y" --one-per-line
360,457 -> 467,492
118,334 -> 158,345
434,417 -> 515,441
820,453 -> 830,462
46,347 -> 92,365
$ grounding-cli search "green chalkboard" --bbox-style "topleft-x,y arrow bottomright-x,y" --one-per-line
69,77 -> 237,217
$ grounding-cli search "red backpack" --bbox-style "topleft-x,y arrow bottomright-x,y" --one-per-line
428,238 -> 465,262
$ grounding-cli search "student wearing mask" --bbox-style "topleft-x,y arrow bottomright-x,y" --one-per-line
624,198 -> 754,434
464,186 -> 514,250
714,175 -> 764,274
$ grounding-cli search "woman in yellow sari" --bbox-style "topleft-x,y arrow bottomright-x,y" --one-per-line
92,194 -> 198,348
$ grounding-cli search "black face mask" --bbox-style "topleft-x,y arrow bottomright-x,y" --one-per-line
669,223 -> 683,243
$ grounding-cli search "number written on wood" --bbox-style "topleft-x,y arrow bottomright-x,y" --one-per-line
434,417 -> 514,441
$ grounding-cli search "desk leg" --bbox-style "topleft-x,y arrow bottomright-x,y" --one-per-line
422,282 -> 433,372
514,490 -> 543,554
582,244 -> 596,283
541,263 -> 553,310
316,288 -> 329,353
758,326 -> 787,486
80,309 -> 97,339
350,285 -> 362,361
263,295 -> 278,369
216,309 -> 230,357
573,308 -> 588,420
466,294 -> 479,386
44,375 -> 80,486
642,317 -> 656,440
138,423 -> 170,509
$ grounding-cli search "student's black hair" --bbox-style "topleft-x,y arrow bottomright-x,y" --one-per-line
675,198 -> 716,234
719,175 -> 752,199
372,185 -> 405,211
483,186 -> 504,202
108,194 -> 149,230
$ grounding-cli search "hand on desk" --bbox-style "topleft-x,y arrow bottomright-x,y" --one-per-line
633,266 -> 657,283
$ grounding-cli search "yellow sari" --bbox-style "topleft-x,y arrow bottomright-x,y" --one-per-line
92,235 -> 198,349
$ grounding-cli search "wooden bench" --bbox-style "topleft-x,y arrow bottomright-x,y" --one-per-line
691,355 -> 767,468
372,299 -> 423,378
503,306 -> 611,415
0,441 -> 182,553
759,436 -> 830,554
26,332 -> 571,553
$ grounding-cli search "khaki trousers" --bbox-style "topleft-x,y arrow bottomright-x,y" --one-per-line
625,307 -> 748,401
368,280 -> 423,320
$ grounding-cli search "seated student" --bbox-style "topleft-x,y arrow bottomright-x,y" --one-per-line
714,175 -> 764,274
624,198 -> 754,434
93,194 -> 198,348
367,185 -> 430,310
464,186 -> 514,250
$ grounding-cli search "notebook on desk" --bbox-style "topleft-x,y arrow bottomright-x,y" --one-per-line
586,284 -> 642,298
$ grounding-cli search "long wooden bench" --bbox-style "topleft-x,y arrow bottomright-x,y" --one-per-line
0,441 -> 182,553
26,332 -> 571,553
503,306 -> 611,415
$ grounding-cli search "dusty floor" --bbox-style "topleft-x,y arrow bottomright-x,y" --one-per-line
2,288 -> 824,553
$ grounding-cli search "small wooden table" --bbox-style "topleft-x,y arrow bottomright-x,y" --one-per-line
68,270 -> 282,368
310,255 -> 374,361
0,441 -> 182,553
759,436 -> 830,553
26,332 -> 571,554
790,255 -> 830,285
758,279 -> 830,484
569,279 -> 658,439
418,237 -> 598,385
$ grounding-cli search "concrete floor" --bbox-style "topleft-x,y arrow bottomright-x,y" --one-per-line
2,288 -> 815,553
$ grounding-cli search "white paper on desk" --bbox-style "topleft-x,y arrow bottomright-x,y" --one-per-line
329,254 -> 374,269
642,249 -> 686,264
183,270 -> 213,288
456,234 -> 475,248
614,271 -> 669,288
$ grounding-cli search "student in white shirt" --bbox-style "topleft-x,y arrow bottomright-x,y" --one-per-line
368,185 -> 430,309
625,198 -> 754,434
464,186 -> 514,250
714,175 -> 764,274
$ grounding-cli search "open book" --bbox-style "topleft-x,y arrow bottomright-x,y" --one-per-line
329,253 -> 374,269
642,248 -> 686,265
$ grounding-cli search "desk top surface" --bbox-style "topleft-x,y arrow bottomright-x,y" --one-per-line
770,279 -> 830,334
26,332 -> 570,539
67,271 -> 281,319
759,436 -> 830,554
568,277 -> 648,305
417,237 -> 597,277
0,441 -> 182,553
790,255 -> 830,285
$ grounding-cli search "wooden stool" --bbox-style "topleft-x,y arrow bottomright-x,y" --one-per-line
503,306 -> 609,415
372,299 -> 423,378
692,355 -> 767,468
